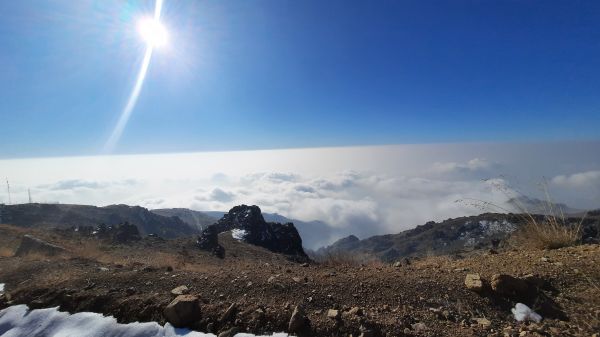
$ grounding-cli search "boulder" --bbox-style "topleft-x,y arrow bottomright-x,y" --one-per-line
14,235 -> 65,257
288,305 -> 311,336
196,226 -> 225,258
163,295 -> 201,327
464,273 -> 483,292
198,205 -> 308,260
490,274 -> 529,299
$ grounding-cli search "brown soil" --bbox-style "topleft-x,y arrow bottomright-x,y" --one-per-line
0,224 -> 599,337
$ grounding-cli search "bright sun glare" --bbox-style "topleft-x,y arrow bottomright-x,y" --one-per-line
137,17 -> 168,48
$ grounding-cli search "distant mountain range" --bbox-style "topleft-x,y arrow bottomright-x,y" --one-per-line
0,203 -> 197,239
507,196 -> 583,215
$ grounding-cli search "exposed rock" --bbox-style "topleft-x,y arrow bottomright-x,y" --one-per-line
14,235 -> 65,257
464,273 -> 484,292
491,274 -> 530,299
163,295 -> 201,327
196,226 -> 225,258
220,303 -> 237,323
412,322 -> 427,331
197,205 -> 307,260
217,327 -> 238,337
473,317 -> 491,328
346,306 -> 363,316
288,305 -> 311,336
170,285 -> 189,296
327,309 -> 340,319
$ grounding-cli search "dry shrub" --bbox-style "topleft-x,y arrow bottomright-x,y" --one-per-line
460,180 -> 585,250
508,184 -> 584,250
511,215 -> 582,250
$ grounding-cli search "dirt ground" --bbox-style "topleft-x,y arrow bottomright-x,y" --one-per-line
0,224 -> 599,336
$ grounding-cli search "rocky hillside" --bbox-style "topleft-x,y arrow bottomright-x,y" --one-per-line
319,212 -> 600,262
1,222 -> 598,336
197,205 -> 308,260
0,203 -> 197,239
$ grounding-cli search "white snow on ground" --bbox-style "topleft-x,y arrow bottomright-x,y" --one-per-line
0,305 -> 291,337
231,229 -> 248,240
512,303 -> 542,323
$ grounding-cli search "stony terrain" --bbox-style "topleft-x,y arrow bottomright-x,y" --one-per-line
0,222 -> 599,337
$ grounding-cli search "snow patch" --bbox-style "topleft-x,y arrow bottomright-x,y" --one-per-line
512,303 -> 542,323
0,305 -> 292,337
231,229 -> 248,241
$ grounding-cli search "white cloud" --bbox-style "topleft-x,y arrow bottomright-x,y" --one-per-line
430,158 -> 497,176
551,170 -> 600,187
1,143 -> 598,247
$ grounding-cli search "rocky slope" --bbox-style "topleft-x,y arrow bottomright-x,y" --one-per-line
0,203 -> 197,239
318,212 -> 600,262
0,223 -> 598,336
197,205 -> 308,260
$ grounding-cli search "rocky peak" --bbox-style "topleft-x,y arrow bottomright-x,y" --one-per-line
197,205 -> 308,260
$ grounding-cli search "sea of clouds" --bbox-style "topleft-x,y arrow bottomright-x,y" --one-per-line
1,142 -> 598,248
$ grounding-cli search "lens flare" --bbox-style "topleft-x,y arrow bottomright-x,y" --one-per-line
103,0 -> 165,153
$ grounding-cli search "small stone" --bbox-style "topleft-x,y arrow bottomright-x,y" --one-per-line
327,309 -> 340,319
170,285 -> 189,296
219,303 -> 237,323
473,317 -> 491,328
217,327 -> 238,337
465,273 -> 484,292
347,307 -> 363,316
412,322 -> 427,331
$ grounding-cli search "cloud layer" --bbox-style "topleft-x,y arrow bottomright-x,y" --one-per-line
1,142 -> 599,248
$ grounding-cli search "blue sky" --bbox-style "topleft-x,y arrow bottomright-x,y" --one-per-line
1,0 -> 599,158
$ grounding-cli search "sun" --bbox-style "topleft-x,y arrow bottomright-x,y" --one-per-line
137,17 -> 168,48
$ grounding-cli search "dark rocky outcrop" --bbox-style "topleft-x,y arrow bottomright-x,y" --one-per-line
14,235 -> 66,257
196,226 -> 224,258
197,205 -> 307,260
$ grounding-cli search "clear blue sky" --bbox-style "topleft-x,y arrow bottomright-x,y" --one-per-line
1,0 -> 599,158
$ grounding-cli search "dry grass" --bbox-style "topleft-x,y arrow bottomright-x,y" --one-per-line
511,216 -> 582,249
508,184 -> 584,250
460,180 -> 584,250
